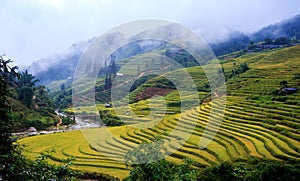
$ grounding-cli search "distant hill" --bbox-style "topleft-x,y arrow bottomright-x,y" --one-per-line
211,14 -> 300,56
251,15 -> 300,42
29,14 -> 300,86
210,31 -> 250,56
28,39 -> 94,86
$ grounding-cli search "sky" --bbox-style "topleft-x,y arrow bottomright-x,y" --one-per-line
1,0 -> 300,66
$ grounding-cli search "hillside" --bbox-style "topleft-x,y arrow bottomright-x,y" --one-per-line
28,15 -> 300,88
7,86 -> 59,132
210,14 -> 300,56
251,15 -> 300,42
27,40 -> 93,86
20,45 -> 300,179
8,97 -> 56,132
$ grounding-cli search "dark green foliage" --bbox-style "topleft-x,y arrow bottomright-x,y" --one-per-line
280,80 -> 288,88
51,85 -> 72,109
7,149 -> 79,180
13,81 -> 56,131
167,100 -> 181,107
264,38 -> 273,45
60,83 -> 65,91
95,89 -> 112,103
18,70 -> 39,87
125,139 -> 166,165
16,86 -> 34,107
34,86 -> 54,112
274,37 -> 289,45
0,58 -> 83,180
257,161 -> 300,181
124,140 -> 300,181
227,62 -> 249,79
125,140 -> 198,181
61,116 -> 75,125
262,37 -> 293,45
103,54 -> 118,90
198,159 -> 300,181
104,73 -> 113,89
0,56 -> 19,179
16,70 -> 39,107
125,158 -> 300,181
99,110 -> 124,126
239,62 -> 249,72
293,73 -> 300,80
126,158 -> 198,181
211,31 -> 250,56
19,119 -> 53,131
130,74 -> 157,92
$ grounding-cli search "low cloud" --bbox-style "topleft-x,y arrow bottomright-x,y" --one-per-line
1,0 -> 300,66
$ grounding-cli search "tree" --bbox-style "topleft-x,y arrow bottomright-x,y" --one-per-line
0,56 -> 19,179
264,38 -> 273,45
274,37 -> 289,45
124,139 -> 198,181
231,62 -> 249,76
18,70 -> 39,87
99,110 -> 124,126
239,62 -> 249,73
280,80 -> 288,88
0,57 -> 109,180
104,73 -> 112,90
16,70 -> 39,107
34,86 -> 54,112
60,83 -> 65,91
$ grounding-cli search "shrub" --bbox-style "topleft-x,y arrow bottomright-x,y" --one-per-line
99,110 -> 124,126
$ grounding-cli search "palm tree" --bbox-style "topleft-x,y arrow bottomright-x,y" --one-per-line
18,70 -> 39,87
16,70 -> 39,107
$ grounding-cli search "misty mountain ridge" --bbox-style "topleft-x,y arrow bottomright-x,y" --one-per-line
251,14 -> 300,42
211,14 -> 300,56
28,38 -> 94,85
29,14 -> 300,86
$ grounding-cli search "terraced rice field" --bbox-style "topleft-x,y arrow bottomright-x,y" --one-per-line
20,45 -> 300,179
20,96 -> 300,179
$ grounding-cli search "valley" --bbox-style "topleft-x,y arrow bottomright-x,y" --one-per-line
19,45 -> 300,179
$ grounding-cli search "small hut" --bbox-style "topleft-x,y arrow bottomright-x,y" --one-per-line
105,103 -> 112,108
28,127 -> 37,132
283,88 -> 297,95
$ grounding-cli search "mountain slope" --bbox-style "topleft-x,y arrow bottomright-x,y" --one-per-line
29,14 -> 300,88
28,39 -> 93,86
251,15 -> 300,42
210,14 -> 300,56
20,45 -> 300,179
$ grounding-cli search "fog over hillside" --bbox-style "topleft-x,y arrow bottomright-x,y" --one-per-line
27,14 -> 300,85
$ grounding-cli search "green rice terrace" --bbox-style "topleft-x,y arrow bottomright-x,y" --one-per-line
19,45 -> 300,179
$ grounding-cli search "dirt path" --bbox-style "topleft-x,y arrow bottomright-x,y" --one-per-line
56,115 -> 62,130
